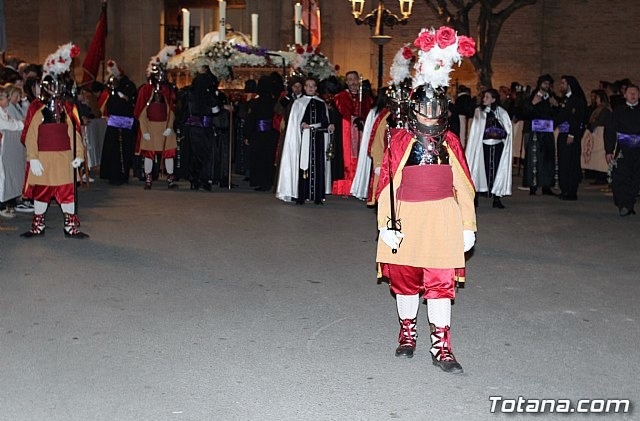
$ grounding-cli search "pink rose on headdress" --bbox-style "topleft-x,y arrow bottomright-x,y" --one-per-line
306,45 -> 313,53
414,29 -> 436,52
402,46 -> 413,60
335,64 -> 340,71
457,35 -> 476,57
435,26 -> 456,48
296,46 -> 304,54
70,45 -> 80,58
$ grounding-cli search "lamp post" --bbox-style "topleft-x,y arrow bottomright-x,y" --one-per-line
350,0 -> 413,89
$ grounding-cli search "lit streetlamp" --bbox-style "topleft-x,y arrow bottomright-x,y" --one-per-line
349,0 -> 414,88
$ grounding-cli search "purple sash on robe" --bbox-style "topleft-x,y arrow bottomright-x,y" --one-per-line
617,132 -> 640,148
107,115 -> 134,129
532,119 -> 554,133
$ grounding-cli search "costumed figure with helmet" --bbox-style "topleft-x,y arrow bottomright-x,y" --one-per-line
99,60 -> 138,185
375,27 -> 477,373
134,46 -> 179,189
21,43 -> 88,238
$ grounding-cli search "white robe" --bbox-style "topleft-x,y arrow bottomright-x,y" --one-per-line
275,95 -> 331,202
350,107 -> 378,200
465,106 -> 513,197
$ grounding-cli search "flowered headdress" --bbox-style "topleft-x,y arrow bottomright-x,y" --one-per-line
106,60 -> 123,78
411,26 -> 475,89
43,42 -> 81,77
389,44 -> 414,87
146,45 -> 180,77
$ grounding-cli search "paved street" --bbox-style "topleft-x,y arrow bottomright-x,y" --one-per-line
0,176 -> 638,420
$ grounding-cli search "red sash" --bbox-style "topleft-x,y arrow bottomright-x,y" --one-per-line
37,123 -> 70,151
396,165 -> 453,202
147,103 -> 167,122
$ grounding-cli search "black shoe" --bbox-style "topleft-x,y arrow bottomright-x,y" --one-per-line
492,198 -> 505,209
431,354 -> 463,373
314,200 -> 323,205
395,345 -> 415,358
542,187 -> 556,196
620,207 -> 632,217
20,229 -> 45,238
529,188 -> 537,196
190,182 -> 200,190
202,182 -> 213,192
560,193 -> 577,201
295,199 -> 305,205
64,230 -> 89,239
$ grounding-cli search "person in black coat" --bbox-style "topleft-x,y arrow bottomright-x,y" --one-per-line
605,84 -> 640,216
555,75 -> 587,200
244,76 -> 279,191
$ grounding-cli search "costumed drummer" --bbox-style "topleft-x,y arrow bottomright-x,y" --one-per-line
375,28 -> 477,373
135,46 -> 179,190
21,43 -> 88,239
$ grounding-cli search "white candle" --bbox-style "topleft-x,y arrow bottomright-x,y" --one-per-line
251,14 -> 259,46
219,0 -> 226,42
182,8 -> 190,48
294,3 -> 302,45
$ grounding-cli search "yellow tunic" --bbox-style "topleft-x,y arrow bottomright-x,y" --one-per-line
25,107 -> 84,187
138,103 -> 177,152
376,137 -> 476,269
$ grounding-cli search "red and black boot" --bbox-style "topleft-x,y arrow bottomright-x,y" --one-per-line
429,324 -> 463,373
144,173 -> 152,190
20,214 -> 46,238
64,213 -> 89,239
395,318 -> 417,358
167,174 -> 177,189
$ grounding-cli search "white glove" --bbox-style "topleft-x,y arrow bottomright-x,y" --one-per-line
163,128 -> 173,137
71,158 -> 84,169
30,159 -> 44,176
379,227 -> 404,250
142,132 -> 151,141
463,230 -> 476,252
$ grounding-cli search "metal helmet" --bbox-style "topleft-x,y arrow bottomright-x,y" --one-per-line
106,74 -> 120,96
39,74 -> 58,101
149,61 -> 166,84
408,84 -> 449,137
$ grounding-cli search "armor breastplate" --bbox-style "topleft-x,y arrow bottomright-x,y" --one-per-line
406,136 -> 449,166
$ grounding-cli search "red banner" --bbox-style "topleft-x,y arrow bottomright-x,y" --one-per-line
81,2 -> 107,85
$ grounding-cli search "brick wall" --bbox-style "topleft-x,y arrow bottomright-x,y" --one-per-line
4,0 -> 639,95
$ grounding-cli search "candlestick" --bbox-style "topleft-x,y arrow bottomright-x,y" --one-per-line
294,2 -> 302,45
219,0 -> 226,42
251,14 -> 259,46
182,8 -> 190,48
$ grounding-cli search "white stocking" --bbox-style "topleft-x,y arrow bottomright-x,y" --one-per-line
61,202 -> 75,214
144,157 -> 153,174
396,294 -> 419,320
33,200 -> 48,215
427,298 -> 451,328
164,158 -> 174,175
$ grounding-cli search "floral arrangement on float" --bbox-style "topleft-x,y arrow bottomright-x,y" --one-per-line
284,44 -> 338,82
169,40 -> 273,80
43,42 -> 81,76
411,26 -> 475,88
165,34 -> 340,83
